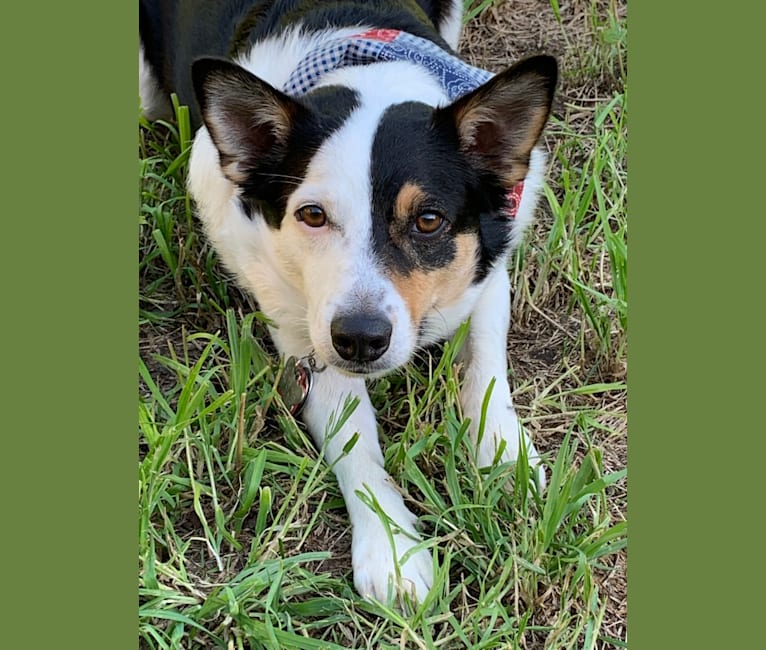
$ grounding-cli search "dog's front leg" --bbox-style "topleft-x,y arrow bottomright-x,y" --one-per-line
459,267 -> 546,487
300,367 -> 433,603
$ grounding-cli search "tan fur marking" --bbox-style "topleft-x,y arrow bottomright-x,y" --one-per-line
394,182 -> 428,224
256,94 -> 294,138
389,234 -> 479,324
455,105 -> 494,143
511,106 -> 549,156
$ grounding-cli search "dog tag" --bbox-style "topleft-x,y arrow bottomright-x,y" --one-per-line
277,356 -> 314,416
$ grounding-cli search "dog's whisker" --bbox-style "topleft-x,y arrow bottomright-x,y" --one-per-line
257,172 -> 304,185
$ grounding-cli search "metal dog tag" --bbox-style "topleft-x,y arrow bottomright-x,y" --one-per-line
277,355 -> 314,416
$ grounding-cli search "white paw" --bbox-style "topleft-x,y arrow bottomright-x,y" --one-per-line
477,420 -> 547,491
351,510 -> 433,605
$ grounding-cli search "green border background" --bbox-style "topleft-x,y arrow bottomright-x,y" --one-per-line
3,3 -> 136,648
3,1 -> 764,648
630,3 -> 764,649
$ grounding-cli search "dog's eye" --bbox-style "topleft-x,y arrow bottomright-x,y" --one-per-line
413,212 -> 446,236
295,205 -> 327,228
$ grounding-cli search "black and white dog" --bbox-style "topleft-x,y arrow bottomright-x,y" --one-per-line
140,0 -> 556,604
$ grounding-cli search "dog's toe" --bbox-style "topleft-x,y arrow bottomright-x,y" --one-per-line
478,431 -> 547,494
533,458 -> 547,492
352,527 -> 433,605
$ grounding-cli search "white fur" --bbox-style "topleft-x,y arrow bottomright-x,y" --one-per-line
234,26 -> 372,89
458,267 -> 546,486
302,368 -> 433,601
187,21 -> 547,605
139,42 -> 172,122
437,0 -> 465,50
510,147 -> 547,249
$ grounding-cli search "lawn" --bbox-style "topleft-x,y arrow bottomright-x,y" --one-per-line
139,1 -> 627,647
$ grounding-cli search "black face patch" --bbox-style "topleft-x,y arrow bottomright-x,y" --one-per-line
239,85 -> 359,228
370,102 -> 511,282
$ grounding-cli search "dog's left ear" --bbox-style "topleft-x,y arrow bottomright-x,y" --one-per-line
438,55 -> 557,188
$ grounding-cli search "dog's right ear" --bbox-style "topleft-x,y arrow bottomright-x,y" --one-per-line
436,55 -> 557,189
192,58 -> 304,184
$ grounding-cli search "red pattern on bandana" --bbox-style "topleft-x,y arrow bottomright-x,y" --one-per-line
351,28 -> 401,42
505,181 -> 524,218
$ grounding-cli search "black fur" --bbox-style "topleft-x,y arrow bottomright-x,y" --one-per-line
231,0 -> 451,56
192,57 -> 360,229
140,0 -> 455,128
140,1 -> 260,127
241,84 -> 360,228
370,102 -> 512,282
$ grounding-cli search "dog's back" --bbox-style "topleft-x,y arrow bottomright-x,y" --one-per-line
140,0 -> 463,127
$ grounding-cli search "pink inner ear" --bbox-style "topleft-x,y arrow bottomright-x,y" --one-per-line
505,181 -> 524,219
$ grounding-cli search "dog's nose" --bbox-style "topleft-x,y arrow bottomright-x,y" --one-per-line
331,314 -> 392,362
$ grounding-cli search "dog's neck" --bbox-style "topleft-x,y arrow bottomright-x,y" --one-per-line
282,28 -> 493,100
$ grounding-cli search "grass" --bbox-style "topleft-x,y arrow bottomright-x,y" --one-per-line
139,1 -> 627,647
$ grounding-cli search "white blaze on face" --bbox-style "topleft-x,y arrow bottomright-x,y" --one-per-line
270,62 -> 450,372
276,104 -> 407,371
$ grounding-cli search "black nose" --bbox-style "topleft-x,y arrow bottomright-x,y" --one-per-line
331,314 -> 392,362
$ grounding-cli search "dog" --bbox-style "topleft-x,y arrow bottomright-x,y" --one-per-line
139,0 -> 557,604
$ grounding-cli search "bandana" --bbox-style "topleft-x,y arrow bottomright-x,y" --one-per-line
282,28 -> 523,217
283,28 -> 493,99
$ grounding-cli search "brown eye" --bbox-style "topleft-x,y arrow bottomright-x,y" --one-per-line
413,212 -> 446,236
295,205 -> 327,228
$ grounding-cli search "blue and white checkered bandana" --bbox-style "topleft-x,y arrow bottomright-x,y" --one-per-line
283,29 -> 493,100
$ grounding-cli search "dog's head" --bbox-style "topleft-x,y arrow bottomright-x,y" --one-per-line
192,55 -> 556,377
